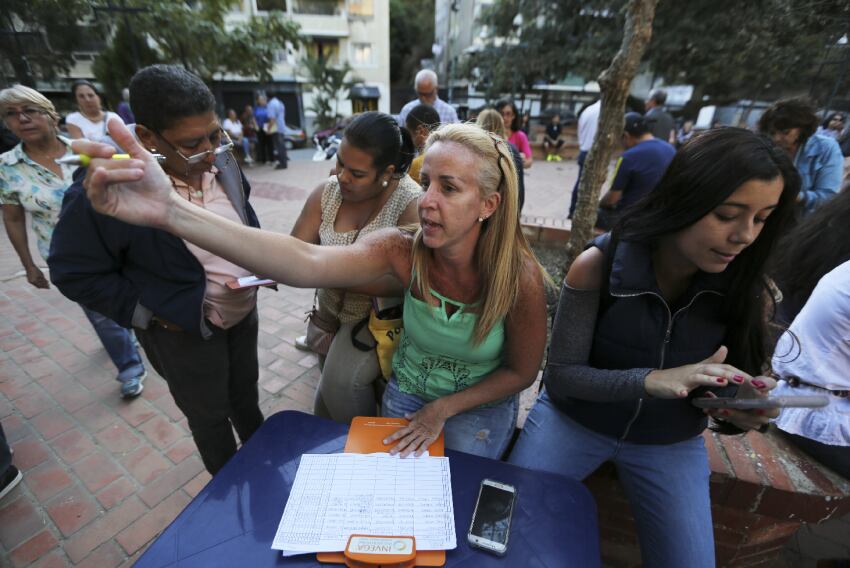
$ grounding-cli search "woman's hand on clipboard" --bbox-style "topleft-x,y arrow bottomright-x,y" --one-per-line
383,401 -> 448,457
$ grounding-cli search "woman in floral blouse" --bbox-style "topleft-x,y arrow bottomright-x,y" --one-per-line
0,85 -> 147,398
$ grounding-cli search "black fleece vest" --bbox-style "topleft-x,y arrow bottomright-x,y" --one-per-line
558,234 -> 732,444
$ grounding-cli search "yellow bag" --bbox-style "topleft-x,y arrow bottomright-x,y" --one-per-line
368,308 -> 403,380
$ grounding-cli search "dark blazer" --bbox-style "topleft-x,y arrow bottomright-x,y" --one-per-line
48,153 -> 260,338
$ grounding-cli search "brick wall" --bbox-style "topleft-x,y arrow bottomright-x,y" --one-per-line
585,428 -> 850,567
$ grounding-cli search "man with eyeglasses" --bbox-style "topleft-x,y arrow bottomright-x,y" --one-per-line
397,70 -> 458,127
49,65 -> 266,475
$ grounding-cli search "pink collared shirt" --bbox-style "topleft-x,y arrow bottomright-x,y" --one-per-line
170,170 -> 256,329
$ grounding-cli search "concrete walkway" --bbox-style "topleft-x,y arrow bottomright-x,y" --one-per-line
0,155 -> 845,566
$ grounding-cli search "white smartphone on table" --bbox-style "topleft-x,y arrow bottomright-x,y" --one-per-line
467,479 -> 517,556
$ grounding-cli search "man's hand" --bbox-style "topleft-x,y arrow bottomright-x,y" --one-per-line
25,265 -> 49,289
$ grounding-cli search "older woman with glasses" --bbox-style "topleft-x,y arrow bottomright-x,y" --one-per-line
48,65 -> 263,475
0,85 -> 147,399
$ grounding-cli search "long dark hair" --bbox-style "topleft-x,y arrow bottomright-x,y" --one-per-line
343,111 -> 415,176
494,99 -> 521,132
613,127 -> 801,375
771,189 -> 850,322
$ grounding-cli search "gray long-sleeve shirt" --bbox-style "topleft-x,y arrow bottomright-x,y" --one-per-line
543,284 -> 653,404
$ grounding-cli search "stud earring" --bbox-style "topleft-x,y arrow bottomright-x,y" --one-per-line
478,216 -> 485,223
382,180 -> 389,188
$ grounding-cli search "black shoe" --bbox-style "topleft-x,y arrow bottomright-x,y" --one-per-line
274,164 -> 288,170
0,466 -> 22,501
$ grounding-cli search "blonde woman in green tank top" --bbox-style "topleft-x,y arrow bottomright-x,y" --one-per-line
290,112 -> 420,425
74,120 -> 551,459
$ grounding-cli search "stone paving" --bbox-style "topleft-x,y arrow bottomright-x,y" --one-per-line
0,154 -> 847,567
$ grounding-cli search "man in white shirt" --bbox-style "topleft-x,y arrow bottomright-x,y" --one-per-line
398,70 -> 458,126
569,99 -> 601,218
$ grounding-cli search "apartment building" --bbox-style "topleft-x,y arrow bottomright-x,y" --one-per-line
11,0 -> 389,134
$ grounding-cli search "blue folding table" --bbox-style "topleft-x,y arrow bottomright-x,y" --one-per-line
136,410 -> 600,567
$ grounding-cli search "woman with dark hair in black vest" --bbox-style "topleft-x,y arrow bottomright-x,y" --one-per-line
510,128 -> 801,567
290,111 -> 421,424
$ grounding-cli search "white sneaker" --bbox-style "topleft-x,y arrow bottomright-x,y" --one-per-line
0,466 -> 22,501
294,335 -> 310,351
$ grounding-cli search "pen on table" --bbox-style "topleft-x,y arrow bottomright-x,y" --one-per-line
55,153 -> 167,167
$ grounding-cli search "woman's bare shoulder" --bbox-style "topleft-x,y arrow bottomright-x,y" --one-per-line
566,247 -> 605,291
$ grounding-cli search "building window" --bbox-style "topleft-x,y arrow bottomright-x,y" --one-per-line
351,43 -> 373,66
292,0 -> 341,15
257,0 -> 286,10
349,0 -> 373,17
306,39 -> 340,64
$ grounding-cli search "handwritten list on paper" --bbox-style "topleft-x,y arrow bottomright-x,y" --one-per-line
272,453 -> 457,555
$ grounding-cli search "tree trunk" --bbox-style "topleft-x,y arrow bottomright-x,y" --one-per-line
564,0 -> 658,273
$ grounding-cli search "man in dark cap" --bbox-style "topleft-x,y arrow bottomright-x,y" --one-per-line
596,112 -> 676,229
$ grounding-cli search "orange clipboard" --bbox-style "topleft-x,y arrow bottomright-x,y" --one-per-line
317,416 -> 447,567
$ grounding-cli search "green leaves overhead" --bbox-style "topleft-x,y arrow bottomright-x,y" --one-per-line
1,0 -> 94,85
302,54 -> 361,129
87,1 -> 301,100
474,0 -> 850,100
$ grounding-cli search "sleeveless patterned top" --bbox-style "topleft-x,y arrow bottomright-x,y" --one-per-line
317,174 -> 421,323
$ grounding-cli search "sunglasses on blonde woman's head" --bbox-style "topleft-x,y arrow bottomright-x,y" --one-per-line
487,133 -> 507,193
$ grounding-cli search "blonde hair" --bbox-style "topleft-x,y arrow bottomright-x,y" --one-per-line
0,85 -> 60,123
475,109 -> 507,139
412,122 -> 545,344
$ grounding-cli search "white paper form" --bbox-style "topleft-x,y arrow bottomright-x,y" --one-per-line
272,453 -> 456,555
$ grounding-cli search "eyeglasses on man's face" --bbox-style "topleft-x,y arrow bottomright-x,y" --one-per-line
156,128 -> 234,164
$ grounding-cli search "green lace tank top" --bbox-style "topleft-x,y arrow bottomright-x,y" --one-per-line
392,280 -> 505,402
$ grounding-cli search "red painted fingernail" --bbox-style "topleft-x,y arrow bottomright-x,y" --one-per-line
716,377 -> 726,384
722,409 -> 731,416
733,375 -> 744,384
752,379 -> 767,389
756,409 -> 765,416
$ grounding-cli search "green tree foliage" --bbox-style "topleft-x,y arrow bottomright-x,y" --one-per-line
389,0 -> 435,86
92,1 -> 301,92
1,0 -> 94,86
92,23 -> 161,104
648,1 -> 850,101
475,0 -> 850,101
302,54 -> 361,129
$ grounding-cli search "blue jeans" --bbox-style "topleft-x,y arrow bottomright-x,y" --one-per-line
509,391 -> 715,568
81,306 -> 145,384
381,378 -> 518,459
